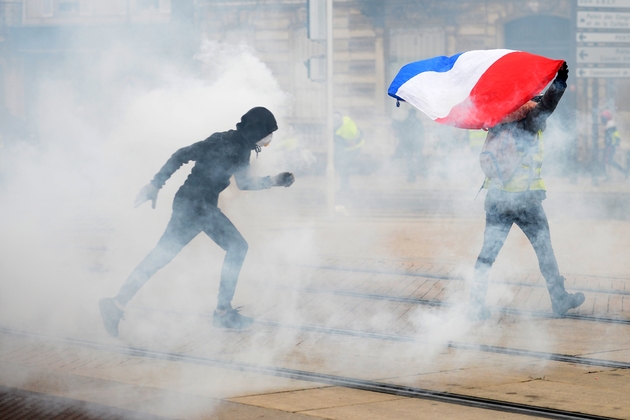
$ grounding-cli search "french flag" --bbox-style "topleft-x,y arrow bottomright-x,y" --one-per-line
388,49 -> 565,129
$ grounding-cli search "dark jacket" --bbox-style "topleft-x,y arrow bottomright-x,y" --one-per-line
150,107 -> 278,209
487,77 -> 566,151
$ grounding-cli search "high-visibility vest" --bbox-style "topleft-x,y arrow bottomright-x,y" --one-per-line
484,131 -> 545,192
606,127 -> 621,147
335,116 -> 365,151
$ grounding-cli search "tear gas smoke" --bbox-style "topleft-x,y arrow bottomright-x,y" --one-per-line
0,28 -> 628,420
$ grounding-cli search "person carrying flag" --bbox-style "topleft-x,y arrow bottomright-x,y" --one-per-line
468,62 -> 585,320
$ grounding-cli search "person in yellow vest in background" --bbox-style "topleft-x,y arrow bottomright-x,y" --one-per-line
469,62 -> 585,320
333,112 -> 364,193
600,110 -> 628,181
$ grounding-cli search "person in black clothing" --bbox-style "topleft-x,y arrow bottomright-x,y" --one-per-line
469,62 -> 585,320
99,107 -> 295,336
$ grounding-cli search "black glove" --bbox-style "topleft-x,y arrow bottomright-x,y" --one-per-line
557,62 -> 568,83
272,172 -> 295,187
134,183 -> 159,209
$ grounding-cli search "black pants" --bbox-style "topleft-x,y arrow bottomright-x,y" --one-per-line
116,200 -> 248,310
470,190 -> 562,304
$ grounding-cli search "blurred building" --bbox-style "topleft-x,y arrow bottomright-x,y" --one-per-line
0,0 -> 194,139
1,0 -> 628,173
195,0 -> 629,174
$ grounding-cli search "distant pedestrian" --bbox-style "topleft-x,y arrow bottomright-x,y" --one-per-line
600,110 -> 627,180
392,107 -> 425,182
469,62 -> 585,320
99,107 -> 295,336
334,112 -> 364,193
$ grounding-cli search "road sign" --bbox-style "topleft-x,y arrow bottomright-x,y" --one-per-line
577,11 -> 630,28
577,46 -> 630,63
578,0 -> 630,8
577,1 -> 630,77
577,67 -> 630,77
576,31 -> 630,42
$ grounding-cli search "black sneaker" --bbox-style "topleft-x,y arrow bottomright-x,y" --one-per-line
99,298 -> 125,337
551,292 -> 585,317
212,307 -> 254,330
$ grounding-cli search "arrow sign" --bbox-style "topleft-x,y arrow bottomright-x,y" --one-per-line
577,67 -> 630,78
576,32 -> 630,43
577,46 -> 630,63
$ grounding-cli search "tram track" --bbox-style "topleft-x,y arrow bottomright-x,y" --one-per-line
296,263 -> 630,296
281,285 -> 630,326
0,327 -> 620,420
128,306 -> 630,370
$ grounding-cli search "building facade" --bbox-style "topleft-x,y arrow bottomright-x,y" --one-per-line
1,0 -> 627,173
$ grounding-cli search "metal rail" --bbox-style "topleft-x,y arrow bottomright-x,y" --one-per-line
0,327 -> 620,420
287,286 -> 630,326
302,263 -> 630,296
258,320 -> 630,370
128,306 -> 630,370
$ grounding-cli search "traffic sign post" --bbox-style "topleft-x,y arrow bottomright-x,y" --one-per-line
576,32 -> 630,42
577,67 -> 630,77
575,0 -> 630,180
578,0 -> 630,8
577,11 -> 630,29
576,1 -> 630,78
577,46 -> 630,64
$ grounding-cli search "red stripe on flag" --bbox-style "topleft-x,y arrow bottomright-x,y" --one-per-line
436,52 -> 564,129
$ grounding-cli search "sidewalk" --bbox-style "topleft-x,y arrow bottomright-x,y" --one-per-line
1,173 -> 629,419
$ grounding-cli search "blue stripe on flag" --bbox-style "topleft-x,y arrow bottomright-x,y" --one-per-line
388,52 -> 464,101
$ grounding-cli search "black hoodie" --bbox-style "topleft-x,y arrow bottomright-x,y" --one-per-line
150,107 -> 278,208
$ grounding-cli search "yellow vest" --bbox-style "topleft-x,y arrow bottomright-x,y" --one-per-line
484,131 -> 545,192
335,116 -> 365,151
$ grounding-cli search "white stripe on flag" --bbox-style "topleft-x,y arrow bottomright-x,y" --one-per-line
397,49 -> 515,120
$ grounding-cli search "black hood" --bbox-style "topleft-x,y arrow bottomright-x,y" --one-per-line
236,107 -> 278,148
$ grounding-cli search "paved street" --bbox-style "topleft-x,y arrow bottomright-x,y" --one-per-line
1,174 -> 629,419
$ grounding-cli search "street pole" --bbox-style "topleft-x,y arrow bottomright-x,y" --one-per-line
591,79 -> 600,185
326,0 -> 335,218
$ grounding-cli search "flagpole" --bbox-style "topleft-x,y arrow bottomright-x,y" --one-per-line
326,0 -> 334,218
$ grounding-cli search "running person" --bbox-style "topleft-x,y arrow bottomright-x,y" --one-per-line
99,107 -> 294,336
